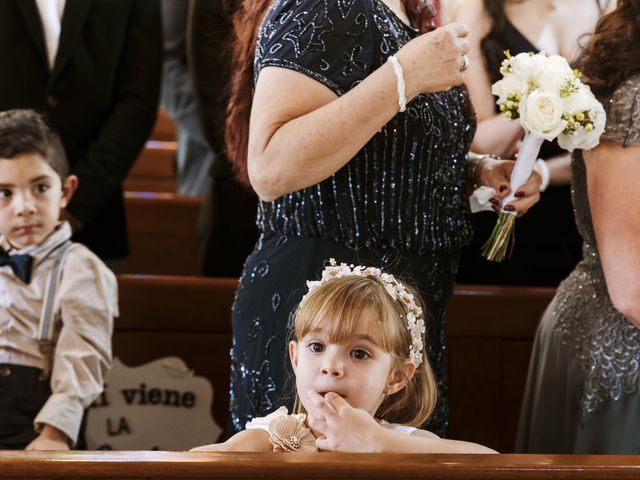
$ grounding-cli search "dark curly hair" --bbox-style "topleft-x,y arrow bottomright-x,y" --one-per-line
0,109 -> 69,179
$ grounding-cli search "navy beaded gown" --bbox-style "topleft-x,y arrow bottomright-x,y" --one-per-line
229,0 -> 476,438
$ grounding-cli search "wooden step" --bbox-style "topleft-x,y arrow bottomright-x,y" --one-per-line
124,192 -> 202,275
124,141 -> 177,193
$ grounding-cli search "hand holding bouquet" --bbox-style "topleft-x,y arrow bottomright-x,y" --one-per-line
482,51 -> 606,262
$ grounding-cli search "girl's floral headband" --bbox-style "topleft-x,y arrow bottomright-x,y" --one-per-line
303,259 -> 425,366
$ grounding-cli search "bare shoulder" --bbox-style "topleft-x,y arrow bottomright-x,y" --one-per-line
410,429 -> 440,439
191,429 -> 272,453
452,0 -> 490,37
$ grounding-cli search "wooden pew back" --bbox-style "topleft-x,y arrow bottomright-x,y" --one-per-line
123,193 -> 202,275
446,286 -> 554,452
124,141 -> 177,193
116,275 -> 236,433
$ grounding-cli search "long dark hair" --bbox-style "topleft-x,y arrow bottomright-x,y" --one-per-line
479,0 -> 519,85
225,0 -> 436,186
579,0 -> 640,98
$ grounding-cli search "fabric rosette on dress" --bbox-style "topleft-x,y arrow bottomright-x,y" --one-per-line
246,406 -> 318,453
481,51 -> 606,261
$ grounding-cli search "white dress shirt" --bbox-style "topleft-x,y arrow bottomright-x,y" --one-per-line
35,0 -> 67,69
0,222 -> 117,443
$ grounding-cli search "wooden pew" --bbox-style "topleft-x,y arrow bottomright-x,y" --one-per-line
124,141 -> 177,193
116,275 -> 237,432
150,109 -> 176,142
123,192 -> 202,275
446,286 -> 555,452
115,276 -> 553,451
2,451 -> 640,479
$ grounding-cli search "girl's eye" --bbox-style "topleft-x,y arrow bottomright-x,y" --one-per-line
0,189 -> 11,199
35,183 -> 50,193
351,349 -> 370,360
308,342 -> 325,353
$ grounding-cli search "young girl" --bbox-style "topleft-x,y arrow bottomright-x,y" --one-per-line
194,260 -> 495,453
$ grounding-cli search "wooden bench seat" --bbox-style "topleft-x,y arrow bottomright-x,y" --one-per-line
149,109 -> 176,142
124,141 -> 177,193
123,193 -> 202,275
2,451 -> 640,479
115,276 -> 554,450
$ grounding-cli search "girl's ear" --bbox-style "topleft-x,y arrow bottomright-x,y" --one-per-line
60,175 -> 78,208
289,341 -> 299,372
385,361 -> 417,395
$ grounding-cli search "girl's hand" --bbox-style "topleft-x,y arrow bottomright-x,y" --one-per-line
397,23 -> 470,98
478,156 -> 541,217
306,390 -> 384,452
25,425 -> 71,451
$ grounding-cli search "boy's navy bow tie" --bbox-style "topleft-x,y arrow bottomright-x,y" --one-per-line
0,251 -> 33,284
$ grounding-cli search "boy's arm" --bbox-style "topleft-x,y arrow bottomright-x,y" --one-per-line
190,429 -> 272,452
25,424 -> 72,451
33,248 -> 117,446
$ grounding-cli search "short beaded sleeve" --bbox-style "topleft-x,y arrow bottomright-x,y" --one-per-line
601,73 -> 640,147
255,0 -> 374,95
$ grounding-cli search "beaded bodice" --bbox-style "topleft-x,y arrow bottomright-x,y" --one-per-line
253,0 -> 476,252
551,74 -> 640,417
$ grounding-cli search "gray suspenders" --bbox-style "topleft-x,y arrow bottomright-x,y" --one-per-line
37,240 -> 75,377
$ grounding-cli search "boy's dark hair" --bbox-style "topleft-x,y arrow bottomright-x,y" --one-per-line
0,109 -> 69,179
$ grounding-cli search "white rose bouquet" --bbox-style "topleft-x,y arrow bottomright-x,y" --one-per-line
482,51 -> 606,262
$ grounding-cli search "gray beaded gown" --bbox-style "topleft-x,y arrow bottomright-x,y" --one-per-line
516,73 -> 640,453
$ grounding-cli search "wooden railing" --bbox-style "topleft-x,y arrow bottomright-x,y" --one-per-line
2,451 -> 640,479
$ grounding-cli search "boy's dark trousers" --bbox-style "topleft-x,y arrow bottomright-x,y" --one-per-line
0,363 -> 51,449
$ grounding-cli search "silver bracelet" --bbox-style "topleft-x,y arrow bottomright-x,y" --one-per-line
535,158 -> 550,192
387,55 -> 406,112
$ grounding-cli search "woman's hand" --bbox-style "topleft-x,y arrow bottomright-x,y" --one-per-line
306,391 -> 385,452
397,22 -> 470,98
478,156 -> 541,217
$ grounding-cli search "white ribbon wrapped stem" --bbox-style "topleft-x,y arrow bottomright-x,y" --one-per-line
501,132 -> 545,210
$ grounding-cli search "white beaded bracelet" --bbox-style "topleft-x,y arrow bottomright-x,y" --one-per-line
535,158 -> 550,192
387,55 -> 406,112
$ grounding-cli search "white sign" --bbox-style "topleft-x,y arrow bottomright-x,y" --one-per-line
86,357 -> 222,450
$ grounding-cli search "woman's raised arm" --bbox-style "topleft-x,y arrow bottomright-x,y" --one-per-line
247,23 -> 470,201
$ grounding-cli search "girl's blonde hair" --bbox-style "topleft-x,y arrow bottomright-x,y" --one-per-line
292,275 -> 437,427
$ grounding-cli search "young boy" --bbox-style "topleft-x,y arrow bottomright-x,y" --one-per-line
0,109 -> 117,450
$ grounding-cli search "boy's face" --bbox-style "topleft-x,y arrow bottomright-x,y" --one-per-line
0,153 -> 75,249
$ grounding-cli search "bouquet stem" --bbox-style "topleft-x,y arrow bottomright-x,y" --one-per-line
481,212 -> 517,262
481,132 -> 544,262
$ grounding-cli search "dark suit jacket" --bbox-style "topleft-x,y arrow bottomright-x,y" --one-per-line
0,0 -> 162,259
190,0 -> 259,277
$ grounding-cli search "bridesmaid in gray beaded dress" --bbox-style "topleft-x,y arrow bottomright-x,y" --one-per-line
516,0 -> 640,454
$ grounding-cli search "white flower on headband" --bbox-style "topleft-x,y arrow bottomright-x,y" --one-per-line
303,259 -> 425,366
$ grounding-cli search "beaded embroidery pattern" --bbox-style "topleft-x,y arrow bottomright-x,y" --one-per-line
552,75 -> 640,419
254,0 -> 476,253
230,0 -> 476,437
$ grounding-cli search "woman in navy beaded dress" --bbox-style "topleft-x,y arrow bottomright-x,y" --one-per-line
224,0 -> 542,438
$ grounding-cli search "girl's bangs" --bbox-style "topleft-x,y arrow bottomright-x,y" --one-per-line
294,278 -> 401,351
